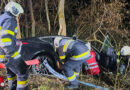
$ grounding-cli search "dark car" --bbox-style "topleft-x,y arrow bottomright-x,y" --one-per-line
20,35 -> 100,80
21,36 -> 77,79
21,35 -> 127,76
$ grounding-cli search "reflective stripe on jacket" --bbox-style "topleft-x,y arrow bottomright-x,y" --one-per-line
58,38 -> 91,61
0,12 -> 20,59
58,39 -> 74,60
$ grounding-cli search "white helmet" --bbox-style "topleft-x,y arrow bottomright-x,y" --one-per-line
85,42 -> 91,51
120,46 -> 130,56
5,1 -> 24,16
54,37 -> 62,50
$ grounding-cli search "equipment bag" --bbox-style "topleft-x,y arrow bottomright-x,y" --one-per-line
85,50 -> 100,75
0,63 -> 5,69
0,76 -> 5,87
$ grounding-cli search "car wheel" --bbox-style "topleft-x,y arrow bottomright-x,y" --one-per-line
31,54 -> 56,75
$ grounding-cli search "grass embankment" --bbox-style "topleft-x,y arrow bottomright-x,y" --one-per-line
0,69 -> 130,90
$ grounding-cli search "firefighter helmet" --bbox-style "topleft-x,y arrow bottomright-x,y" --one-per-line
54,37 -> 62,50
5,1 -> 24,16
120,46 -> 130,56
85,42 -> 91,51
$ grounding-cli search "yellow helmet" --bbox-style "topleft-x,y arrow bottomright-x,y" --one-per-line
54,37 -> 62,50
5,1 -> 24,16
120,46 -> 130,56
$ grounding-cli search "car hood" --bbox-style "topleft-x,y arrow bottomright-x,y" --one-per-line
20,37 -> 55,61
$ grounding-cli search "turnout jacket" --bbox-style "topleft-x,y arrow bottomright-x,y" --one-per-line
0,12 -> 21,63
57,38 -> 91,64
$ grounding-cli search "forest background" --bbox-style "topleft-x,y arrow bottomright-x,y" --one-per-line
0,0 -> 130,90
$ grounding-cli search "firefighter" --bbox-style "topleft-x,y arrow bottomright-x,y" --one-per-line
120,46 -> 130,56
119,46 -> 130,74
54,36 -> 91,89
0,2 -> 29,90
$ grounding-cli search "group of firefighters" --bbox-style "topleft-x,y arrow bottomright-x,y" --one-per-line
0,1 -> 130,90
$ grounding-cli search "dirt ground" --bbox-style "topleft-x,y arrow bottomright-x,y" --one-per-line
0,69 -> 108,90
0,69 -> 99,90
1,69 -> 130,90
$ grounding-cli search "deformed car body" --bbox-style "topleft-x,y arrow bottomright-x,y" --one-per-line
21,35 -> 127,76
20,36 -> 99,78
21,36 -> 75,76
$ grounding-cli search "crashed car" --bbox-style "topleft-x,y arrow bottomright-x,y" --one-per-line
22,35 -> 128,77
21,36 -> 62,75
19,36 -> 100,79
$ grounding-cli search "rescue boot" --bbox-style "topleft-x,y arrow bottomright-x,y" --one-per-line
65,80 -> 79,89
65,84 -> 78,89
17,86 -> 28,90
8,80 -> 17,90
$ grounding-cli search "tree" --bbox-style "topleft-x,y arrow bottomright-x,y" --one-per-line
58,0 -> 66,36
16,16 -> 22,39
45,0 -> 51,34
28,0 -> 36,37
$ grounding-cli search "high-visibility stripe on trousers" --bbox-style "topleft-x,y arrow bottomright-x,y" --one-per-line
17,80 -> 28,88
63,59 -> 86,86
5,57 -> 29,90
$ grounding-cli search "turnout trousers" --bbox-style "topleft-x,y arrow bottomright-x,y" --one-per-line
62,59 -> 86,86
5,57 -> 29,90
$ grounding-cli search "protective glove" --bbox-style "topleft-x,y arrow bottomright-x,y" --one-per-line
16,40 -> 22,46
0,49 -> 7,63
0,56 -> 8,63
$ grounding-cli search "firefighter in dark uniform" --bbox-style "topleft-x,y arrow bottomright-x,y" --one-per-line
0,2 -> 28,90
119,46 -> 130,74
54,36 -> 91,89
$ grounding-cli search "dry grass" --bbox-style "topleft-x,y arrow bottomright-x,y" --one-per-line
1,68 -> 130,90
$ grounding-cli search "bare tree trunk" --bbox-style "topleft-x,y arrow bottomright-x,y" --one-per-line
0,1 -> 4,13
58,0 -> 66,36
45,0 -> 51,34
16,17 -> 21,39
25,15 -> 29,38
28,0 -> 36,37
9,0 -> 15,2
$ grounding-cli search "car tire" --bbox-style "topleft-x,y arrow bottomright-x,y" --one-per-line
31,54 -> 56,75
